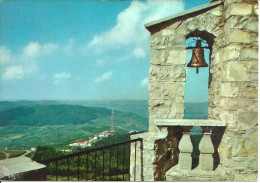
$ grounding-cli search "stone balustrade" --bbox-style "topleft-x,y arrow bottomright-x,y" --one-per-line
154,119 -> 225,171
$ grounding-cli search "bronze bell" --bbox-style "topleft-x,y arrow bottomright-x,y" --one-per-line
187,40 -> 208,74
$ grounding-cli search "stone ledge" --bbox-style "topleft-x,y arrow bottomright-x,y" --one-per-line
130,130 -> 168,141
166,165 -> 226,181
154,119 -> 225,127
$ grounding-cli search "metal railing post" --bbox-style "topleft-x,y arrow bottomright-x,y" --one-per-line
86,153 -> 88,181
102,150 -> 105,180
67,158 -> 70,181
117,145 -> 119,181
55,161 -> 58,181
77,155 -> 80,181
94,151 -> 97,181
123,144 -> 125,181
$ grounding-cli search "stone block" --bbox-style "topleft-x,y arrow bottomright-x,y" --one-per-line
246,157 -> 258,171
224,16 -> 245,30
177,82 -> 185,97
150,49 -> 167,65
244,130 -> 257,156
253,3 -> 258,15
219,98 -> 241,110
232,139 -> 247,156
220,82 -> 239,97
176,101 -> 184,113
222,45 -> 242,61
248,72 -> 258,81
227,157 -> 247,170
247,61 -> 258,72
161,83 -> 178,99
149,82 -> 162,100
149,65 -> 185,81
160,28 -> 174,36
219,143 -> 233,161
225,61 -> 247,81
149,99 -> 182,119
244,21 -> 258,33
167,49 -> 186,65
234,173 -> 257,181
242,89 -> 258,98
209,6 -> 223,16
229,29 -> 250,44
240,47 -> 258,60
238,112 -> 258,126
229,4 -> 253,15
169,36 -> 186,47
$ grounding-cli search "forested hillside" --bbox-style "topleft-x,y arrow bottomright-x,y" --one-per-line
0,102 -> 148,149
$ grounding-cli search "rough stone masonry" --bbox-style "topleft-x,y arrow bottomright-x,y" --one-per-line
130,0 -> 258,181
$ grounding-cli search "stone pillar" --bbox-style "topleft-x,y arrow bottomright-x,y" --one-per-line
178,127 -> 193,170
148,28 -> 187,133
198,130 -> 214,171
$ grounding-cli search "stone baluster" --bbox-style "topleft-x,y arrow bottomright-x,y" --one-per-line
178,127 -> 193,170
198,127 -> 214,171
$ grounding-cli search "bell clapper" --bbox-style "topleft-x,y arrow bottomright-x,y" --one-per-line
196,67 -> 199,74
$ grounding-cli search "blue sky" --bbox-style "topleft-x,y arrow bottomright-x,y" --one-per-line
0,0 -> 210,102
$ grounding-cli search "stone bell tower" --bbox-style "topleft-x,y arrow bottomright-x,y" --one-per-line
130,0 -> 258,181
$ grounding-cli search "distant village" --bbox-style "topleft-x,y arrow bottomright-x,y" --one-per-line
68,130 -> 114,147
69,108 -> 116,148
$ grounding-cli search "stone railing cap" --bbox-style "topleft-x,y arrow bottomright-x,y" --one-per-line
154,119 -> 225,127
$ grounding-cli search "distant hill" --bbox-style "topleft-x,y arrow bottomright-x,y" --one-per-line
0,100 -> 149,119
60,100 -> 149,119
0,104 -> 148,130
0,102 -> 148,149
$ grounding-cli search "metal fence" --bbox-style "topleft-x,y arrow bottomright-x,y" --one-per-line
42,138 -> 142,181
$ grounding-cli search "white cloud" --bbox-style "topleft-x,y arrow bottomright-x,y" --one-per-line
53,72 -> 71,83
88,0 -> 184,54
1,41 -> 60,80
94,71 -> 113,83
96,57 -> 108,66
42,43 -> 58,55
63,38 -> 75,53
23,42 -> 41,57
2,66 -> 24,80
23,42 -> 58,57
53,72 -> 71,80
0,46 -> 15,65
140,77 -> 149,87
